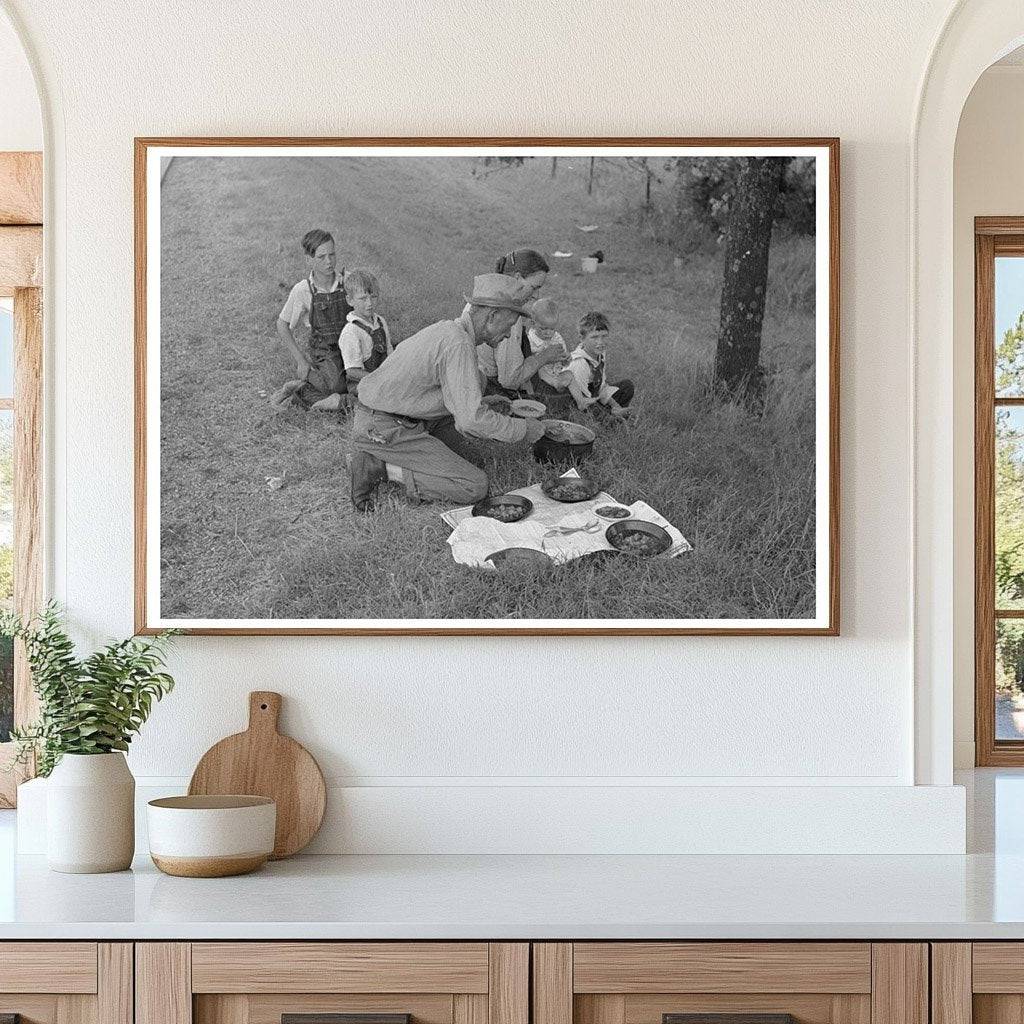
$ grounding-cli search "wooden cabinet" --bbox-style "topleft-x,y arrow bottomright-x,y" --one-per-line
533,943 -> 928,1024
931,943 -> 1024,1024
0,942 -> 132,1024
136,943 -> 528,1024
0,938 -> 946,1024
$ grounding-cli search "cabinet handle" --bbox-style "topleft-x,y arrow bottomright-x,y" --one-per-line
283,1016 -> 411,1024
664,1016 -> 796,1024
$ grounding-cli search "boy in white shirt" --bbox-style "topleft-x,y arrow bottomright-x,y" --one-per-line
566,311 -> 634,420
337,269 -> 392,396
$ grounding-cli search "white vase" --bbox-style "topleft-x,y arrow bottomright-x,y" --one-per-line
46,752 -> 135,873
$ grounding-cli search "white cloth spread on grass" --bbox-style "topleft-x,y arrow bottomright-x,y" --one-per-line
442,470 -> 692,568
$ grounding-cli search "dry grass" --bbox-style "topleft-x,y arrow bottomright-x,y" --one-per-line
158,155 -> 817,621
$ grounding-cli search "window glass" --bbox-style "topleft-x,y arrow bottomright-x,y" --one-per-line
996,257 -> 1024,397
997,619 -> 1024,740
997,407 -> 1024,610
0,300 -> 12,400
0,409 -> 10,742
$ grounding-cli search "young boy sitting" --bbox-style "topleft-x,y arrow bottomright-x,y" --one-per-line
566,311 -> 634,420
337,269 -> 392,396
272,228 -> 350,411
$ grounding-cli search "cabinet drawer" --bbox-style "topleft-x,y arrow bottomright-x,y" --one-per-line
140,942 -> 528,1024
534,944 -> 924,1024
0,942 -> 98,993
196,993 -> 460,1024
935,942 -> 1024,1024
572,943 -> 872,994
191,943 -> 490,993
973,943 -> 1024,992
0,943 -> 130,1024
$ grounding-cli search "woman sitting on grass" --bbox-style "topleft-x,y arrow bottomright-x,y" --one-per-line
476,249 -> 566,399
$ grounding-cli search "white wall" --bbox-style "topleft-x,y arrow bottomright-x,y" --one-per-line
952,65 -> 1024,768
0,0 -> 972,851
0,8 -> 40,151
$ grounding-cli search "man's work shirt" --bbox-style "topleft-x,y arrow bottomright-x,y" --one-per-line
357,311 -> 529,443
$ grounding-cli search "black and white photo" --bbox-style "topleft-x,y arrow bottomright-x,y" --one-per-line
135,139 -> 838,634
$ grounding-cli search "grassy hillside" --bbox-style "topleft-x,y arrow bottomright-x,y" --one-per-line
158,155 -> 817,620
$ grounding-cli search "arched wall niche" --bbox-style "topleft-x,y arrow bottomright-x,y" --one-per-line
914,0 -> 1024,784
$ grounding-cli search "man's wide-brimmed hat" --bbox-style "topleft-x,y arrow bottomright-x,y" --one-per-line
528,297 -> 559,330
464,273 -> 533,315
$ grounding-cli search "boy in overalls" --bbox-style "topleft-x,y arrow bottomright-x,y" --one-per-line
337,268 -> 392,398
273,229 -> 352,410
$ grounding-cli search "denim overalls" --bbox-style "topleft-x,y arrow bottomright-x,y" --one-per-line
361,320 -> 390,373
295,274 -> 351,408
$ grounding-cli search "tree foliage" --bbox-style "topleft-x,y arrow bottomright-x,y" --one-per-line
997,310 -> 1024,395
674,156 -> 816,238
0,634 -> 11,742
996,315 -> 1024,608
994,314 -> 1024,691
0,603 -> 178,776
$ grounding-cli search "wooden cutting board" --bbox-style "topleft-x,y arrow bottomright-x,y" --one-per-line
188,691 -> 326,859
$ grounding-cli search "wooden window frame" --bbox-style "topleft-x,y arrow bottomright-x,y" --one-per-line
0,151 -> 43,807
975,217 -> 1024,765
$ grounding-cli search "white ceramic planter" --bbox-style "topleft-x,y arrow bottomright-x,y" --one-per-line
46,752 -> 135,873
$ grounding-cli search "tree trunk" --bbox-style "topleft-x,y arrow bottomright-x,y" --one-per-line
714,157 -> 786,397
587,156 -> 595,195
551,157 -> 558,178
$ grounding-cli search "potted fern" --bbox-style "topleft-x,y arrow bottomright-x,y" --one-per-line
2,604 -> 177,873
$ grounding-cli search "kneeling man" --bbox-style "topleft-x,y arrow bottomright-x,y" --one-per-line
349,274 -> 547,510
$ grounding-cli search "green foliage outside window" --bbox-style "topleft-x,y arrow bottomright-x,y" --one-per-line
996,316 -> 1024,612
995,314 -> 1024,695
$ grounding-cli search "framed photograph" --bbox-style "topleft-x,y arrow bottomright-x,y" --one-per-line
135,137 -> 839,636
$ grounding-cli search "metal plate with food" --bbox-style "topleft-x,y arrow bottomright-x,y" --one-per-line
595,505 -> 631,520
541,476 -> 601,503
605,519 -> 673,556
471,494 -> 534,523
510,398 -> 546,419
541,419 -> 596,444
485,547 -> 553,571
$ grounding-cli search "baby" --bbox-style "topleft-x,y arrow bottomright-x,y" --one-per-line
525,297 -> 573,391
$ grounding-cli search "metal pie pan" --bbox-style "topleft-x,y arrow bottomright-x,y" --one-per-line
471,494 -> 533,522
605,519 -> 673,556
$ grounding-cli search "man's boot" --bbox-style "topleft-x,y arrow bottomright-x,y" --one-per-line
350,452 -> 387,512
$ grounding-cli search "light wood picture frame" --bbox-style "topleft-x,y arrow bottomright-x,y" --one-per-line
135,137 -> 839,636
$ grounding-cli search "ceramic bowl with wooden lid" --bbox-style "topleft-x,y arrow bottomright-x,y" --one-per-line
146,795 -> 276,877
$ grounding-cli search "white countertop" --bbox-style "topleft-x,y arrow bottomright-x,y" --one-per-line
1,770 -> 1022,941
1,848 -> 1023,940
